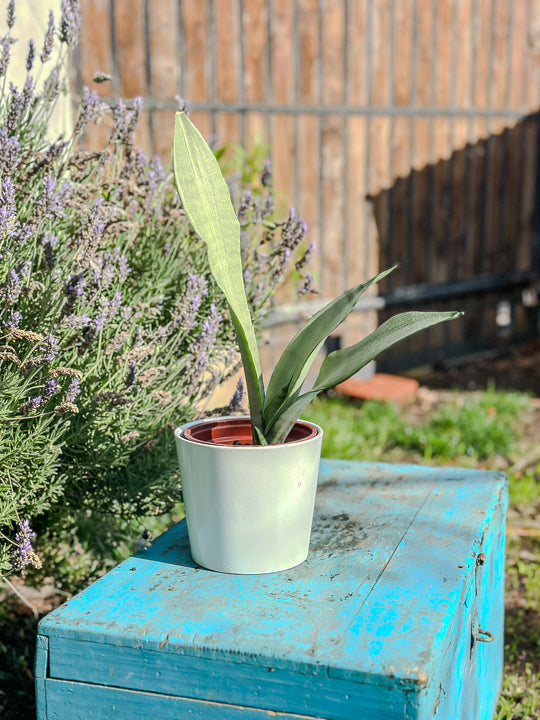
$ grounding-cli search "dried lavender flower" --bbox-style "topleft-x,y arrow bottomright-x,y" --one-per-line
10,520 -> 42,572
295,241 -> 315,271
25,38 -> 35,72
59,0 -> 81,46
261,158 -> 272,188
299,271 -> 318,295
40,11 -> 55,63
0,128 -> 20,174
73,87 -> 103,135
0,36 -> 16,78
228,377 -> 244,411
6,0 -> 15,30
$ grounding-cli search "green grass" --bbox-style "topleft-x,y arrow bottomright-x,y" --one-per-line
303,389 -> 540,719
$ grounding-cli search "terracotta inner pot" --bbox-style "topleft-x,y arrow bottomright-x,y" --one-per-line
184,418 -> 318,446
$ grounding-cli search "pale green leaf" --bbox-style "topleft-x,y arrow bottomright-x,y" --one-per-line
173,112 -> 264,431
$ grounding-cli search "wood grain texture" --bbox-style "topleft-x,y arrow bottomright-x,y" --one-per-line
38,460 -> 507,720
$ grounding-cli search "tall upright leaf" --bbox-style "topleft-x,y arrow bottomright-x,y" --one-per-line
173,112 -> 265,432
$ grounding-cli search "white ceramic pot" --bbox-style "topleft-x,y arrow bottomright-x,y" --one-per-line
174,416 -> 323,574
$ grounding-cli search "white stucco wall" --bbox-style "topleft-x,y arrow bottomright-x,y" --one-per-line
1,0 -> 72,138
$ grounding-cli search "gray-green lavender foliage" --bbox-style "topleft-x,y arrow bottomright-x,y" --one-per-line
0,0 -> 312,579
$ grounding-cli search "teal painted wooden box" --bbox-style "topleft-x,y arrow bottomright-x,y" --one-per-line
36,460 -> 508,720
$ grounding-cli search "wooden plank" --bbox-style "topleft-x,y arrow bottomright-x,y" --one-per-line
370,0 -> 391,107
414,0 -> 435,108
321,114 -> 345,299
346,116 -> 370,287
271,114 -> 295,214
517,116 -> 538,273
472,0 -> 492,111
271,0 -> 295,104
347,0 -> 368,106
78,0 -> 113,90
434,0 -> 453,110
44,677 -> 327,720
242,0 -> 269,104
181,0 -> 210,102
321,0 -> 345,106
215,0 -> 240,104
392,0 -> 413,107
297,113 -> 320,271
112,0 -> 146,97
298,0 -> 321,105
147,0 -> 179,100
214,0 -> 242,158
490,0 -> 511,111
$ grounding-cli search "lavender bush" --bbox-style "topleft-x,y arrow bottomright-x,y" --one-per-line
0,1 -> 312,580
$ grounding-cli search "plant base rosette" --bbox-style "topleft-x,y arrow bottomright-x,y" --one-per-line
175,417 -> 323,574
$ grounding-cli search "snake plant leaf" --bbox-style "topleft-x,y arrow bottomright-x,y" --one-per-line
312,310 -> 463,392
263,266 -> 396,428
173,112 -> 265,433
264,310 -> 463,444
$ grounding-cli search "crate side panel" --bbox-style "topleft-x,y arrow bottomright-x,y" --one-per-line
43,677 -> 326,720
46,642 -> 411,720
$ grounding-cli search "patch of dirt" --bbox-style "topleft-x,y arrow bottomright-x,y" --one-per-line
409,338 -> 540,398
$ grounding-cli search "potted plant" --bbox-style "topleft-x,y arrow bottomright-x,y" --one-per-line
172,112 -> 462,574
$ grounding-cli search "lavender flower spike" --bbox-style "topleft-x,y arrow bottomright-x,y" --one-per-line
10,519 -> 42,572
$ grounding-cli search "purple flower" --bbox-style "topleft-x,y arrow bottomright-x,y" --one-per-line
29,395 -> 43,410
44,378 -> 59,397
10,519 -> 41,572
5,310 -> 21,328
299,271 -> 317,295
73,87 -> 103,135
26,39 -> 36,72
4,268 -> 21,304
296,241 -> 315,271
0,128 -> 20,174
40,334 -> 60,363
42,234 -> 57,268
0,36 -> 16,79
66,378 -> 81,402
65,273 -> 86,299
59,0 -> 81,46
261,159 -> 272,188
6,0 -> 15,30
38,174 -> 67,219
0,177 -> 18,239
229,378 -> 244,410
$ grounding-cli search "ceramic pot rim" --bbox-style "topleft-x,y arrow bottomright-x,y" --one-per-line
175,416 -> 322,447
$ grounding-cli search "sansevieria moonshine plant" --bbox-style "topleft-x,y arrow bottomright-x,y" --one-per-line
172,112 -> 462,445
173,112 -> 462,574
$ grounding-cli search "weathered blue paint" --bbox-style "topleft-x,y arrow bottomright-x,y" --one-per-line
36,460 -> 508,719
